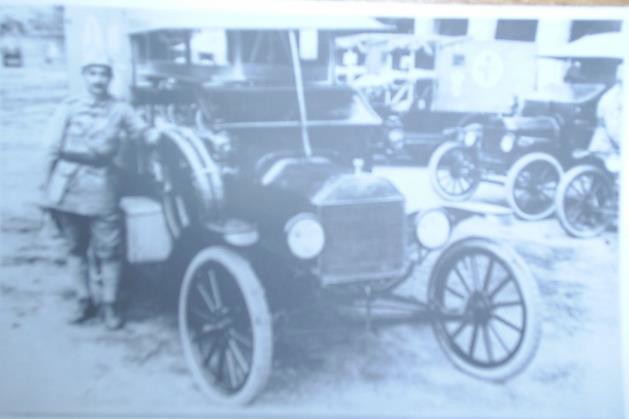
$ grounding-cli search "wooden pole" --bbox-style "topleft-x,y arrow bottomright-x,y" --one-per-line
288,30 -> 312,158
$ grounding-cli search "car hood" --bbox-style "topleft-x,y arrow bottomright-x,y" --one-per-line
311,172 -> 403,206
259,156 -> 403,205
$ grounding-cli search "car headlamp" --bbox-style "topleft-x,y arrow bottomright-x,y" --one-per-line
500,133 -> 516,153
387,128 -> 405,149
415,209 -> 452,250
605,155 -> 621,173
285,213 -> 325,260
463,130 -> 479,147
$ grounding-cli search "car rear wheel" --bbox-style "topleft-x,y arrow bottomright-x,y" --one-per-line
428,237 -> 541,381
555,165 -> 615,238
506,152 -> 562,221
179,246 -> 273,405
429,142 -> 480,202
157,128 -> 224,238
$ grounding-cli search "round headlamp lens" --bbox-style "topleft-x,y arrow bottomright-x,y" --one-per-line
464,130 -> 478,147
388,128 -> 405,149
415,209 -> 452,250
500,133 -> 516,153
605,155 -> 621,173
285,214 -> 325,260
388,128 -> 405,143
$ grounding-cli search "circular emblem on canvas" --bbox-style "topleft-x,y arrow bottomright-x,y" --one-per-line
472,50 -> 504,88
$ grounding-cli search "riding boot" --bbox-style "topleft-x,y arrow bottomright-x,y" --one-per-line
67,255 -> 96,324
101,260 -> 124,330
102,302 -> 123,330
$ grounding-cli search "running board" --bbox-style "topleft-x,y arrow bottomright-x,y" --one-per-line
483,174 -> 507,185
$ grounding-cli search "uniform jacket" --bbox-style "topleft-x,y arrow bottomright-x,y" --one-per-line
42,94 -> 148,216
589,83 -> 623,154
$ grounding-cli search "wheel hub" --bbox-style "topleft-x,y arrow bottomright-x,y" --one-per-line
201,317 -> 232,333
202,308 -> 233,333
465,292 -> 492,324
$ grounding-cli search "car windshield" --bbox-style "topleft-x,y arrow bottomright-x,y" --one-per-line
196,85 -> 381,126
523,83 -> 606,105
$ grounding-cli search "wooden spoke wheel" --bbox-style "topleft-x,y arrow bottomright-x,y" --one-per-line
179,247 -> 272,405
157,128 -> 223,237
429,142 -> 481,202
506,153 -> 562,221
428,238 -> 541,381
555,165 -> 616,238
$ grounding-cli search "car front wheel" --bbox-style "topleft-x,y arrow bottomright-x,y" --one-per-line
179,246 -> 273,405
428,237 -> 541,381
555,165 -> 615,238
429,142 -> 481,202
506,152 -> 562,221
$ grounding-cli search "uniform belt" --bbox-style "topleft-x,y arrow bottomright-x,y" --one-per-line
59,152 -> 111,168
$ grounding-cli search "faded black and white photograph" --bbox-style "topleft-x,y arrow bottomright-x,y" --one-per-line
0,2 -> 627,418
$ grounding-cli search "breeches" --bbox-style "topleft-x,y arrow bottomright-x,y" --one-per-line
55,211 -> 124,303
55,211 -> 123,260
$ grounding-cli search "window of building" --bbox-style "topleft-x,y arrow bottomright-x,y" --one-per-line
570,20 -> 622,41
375,18 -> 415,34
434,19 -> 469,36
495,20 -> 538,42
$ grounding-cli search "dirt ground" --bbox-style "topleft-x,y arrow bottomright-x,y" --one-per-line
0,63 -> 625,418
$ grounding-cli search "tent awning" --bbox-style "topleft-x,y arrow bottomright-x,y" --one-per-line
537,31 -> 626,60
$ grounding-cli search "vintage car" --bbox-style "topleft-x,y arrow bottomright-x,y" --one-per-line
429,32 -> 624,221
82,12 -> 542,405
335,33 -> 537,161
555,150 -> 619,238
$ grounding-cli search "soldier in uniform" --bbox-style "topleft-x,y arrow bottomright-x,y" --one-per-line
41,56 -> 160,329
589,64 -> 623,155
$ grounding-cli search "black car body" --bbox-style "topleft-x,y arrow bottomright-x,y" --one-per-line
470,83 -> 606,172
73,11 -> 543,405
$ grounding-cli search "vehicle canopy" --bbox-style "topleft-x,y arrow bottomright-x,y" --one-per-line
123,10 -> 389,158
127,11 -> 388,33
535,31 -> 624,87
127,11 -> 391,86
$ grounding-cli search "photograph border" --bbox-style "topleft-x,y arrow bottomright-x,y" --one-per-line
1,1 -> 628,418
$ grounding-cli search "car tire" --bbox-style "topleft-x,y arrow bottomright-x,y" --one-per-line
429,142 -> 480,202
555,165 -> 614,238
505,152 -> 563,221
159,128 -> 224,237
179,246 -> 273,405
428,237 -> 541,381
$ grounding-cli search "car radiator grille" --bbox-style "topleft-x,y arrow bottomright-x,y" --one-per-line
317,200 -> 405,285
